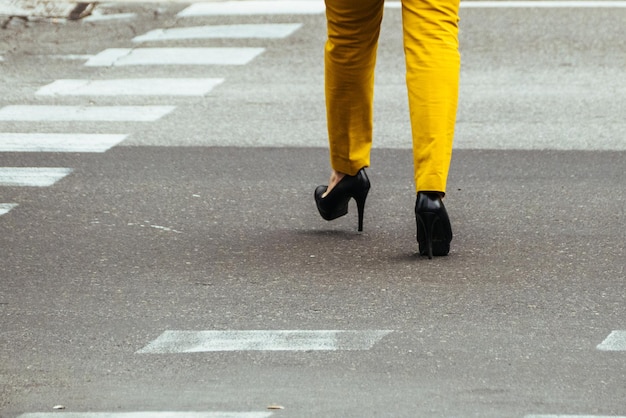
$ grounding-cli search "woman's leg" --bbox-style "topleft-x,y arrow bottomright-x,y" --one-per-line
324,0 -> 385,178
402,0 -> 461,194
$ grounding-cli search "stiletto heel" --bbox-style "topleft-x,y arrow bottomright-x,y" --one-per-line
354,188 -> 368,232
415,192 -> 452,258
315,168 -> 370,231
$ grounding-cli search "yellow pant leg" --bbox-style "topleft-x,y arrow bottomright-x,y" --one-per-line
403,0 -> 460,193
324,0 -> 385,176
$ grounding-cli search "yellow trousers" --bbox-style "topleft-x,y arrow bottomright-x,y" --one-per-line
325,0 -> 460,193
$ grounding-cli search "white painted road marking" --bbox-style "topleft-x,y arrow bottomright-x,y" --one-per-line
0,105 -> 175,122
84,48 -> 265,66
137,330 -> 393,353
133,23 -> 303,42
596,331 -> 626,351
0,203 -> 18,216
177,1 -> 326,17
0,168 -> 73,187
18,413 -> 274,418
83,12 -> 137,22
36,79 -> 224,97
48,54 -> 94,60
0,133 -> 127,153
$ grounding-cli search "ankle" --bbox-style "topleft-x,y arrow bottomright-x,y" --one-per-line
330,170 -> 346,185
323,170 -> 346,197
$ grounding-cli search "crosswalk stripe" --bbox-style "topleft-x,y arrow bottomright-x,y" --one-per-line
596,331 -> 626,351
0,167 -> 73,187
133,23 -> 303,42
18,413 -> 274,418
36,79 -> 224,97
177,1 -> 326,17
83,12 -> 137,22
48,54 -> 94,60
84,48 -> 265,67
0,133 -> 127,152
137,330 -> 393,353
0,105 -> 175,122
0,203 -> 18,216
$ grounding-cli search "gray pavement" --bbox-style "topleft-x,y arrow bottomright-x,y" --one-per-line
0,0 -> 91,20
1,2 -> 625,418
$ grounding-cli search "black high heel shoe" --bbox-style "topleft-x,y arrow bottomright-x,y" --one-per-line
415,192 -> 453,259
314,169 -> 370,232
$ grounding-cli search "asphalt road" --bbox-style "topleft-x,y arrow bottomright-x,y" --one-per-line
1,1 -> 625,417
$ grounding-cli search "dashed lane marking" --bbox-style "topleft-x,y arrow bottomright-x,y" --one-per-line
597,331 -> 626,351
0,203 -> 18,216
137,330 -> 393,353
0,133 -> 127,153
0,168 -> 73,187
18,413 -> 274,418
133,23 -> 303,42
84,48 -> 265,67
177,1 -> 325,17
36,79 -> 224,97
0,105 -> 175,122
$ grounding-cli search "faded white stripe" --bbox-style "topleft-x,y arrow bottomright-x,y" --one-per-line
133,23 -> 302,42
138,330 -> 393,353
18,413 -> 274,418
0,105 -> 175,122
84,48 -> 264,67
0,133 -> 127,153
0,203 -> 18,216
48,54 -> 94,60
177,1 -> 325,16
597,331 -> 626,351
83,12 -> 137,22
0,168 -> 73,187
36,79 -> 224,97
